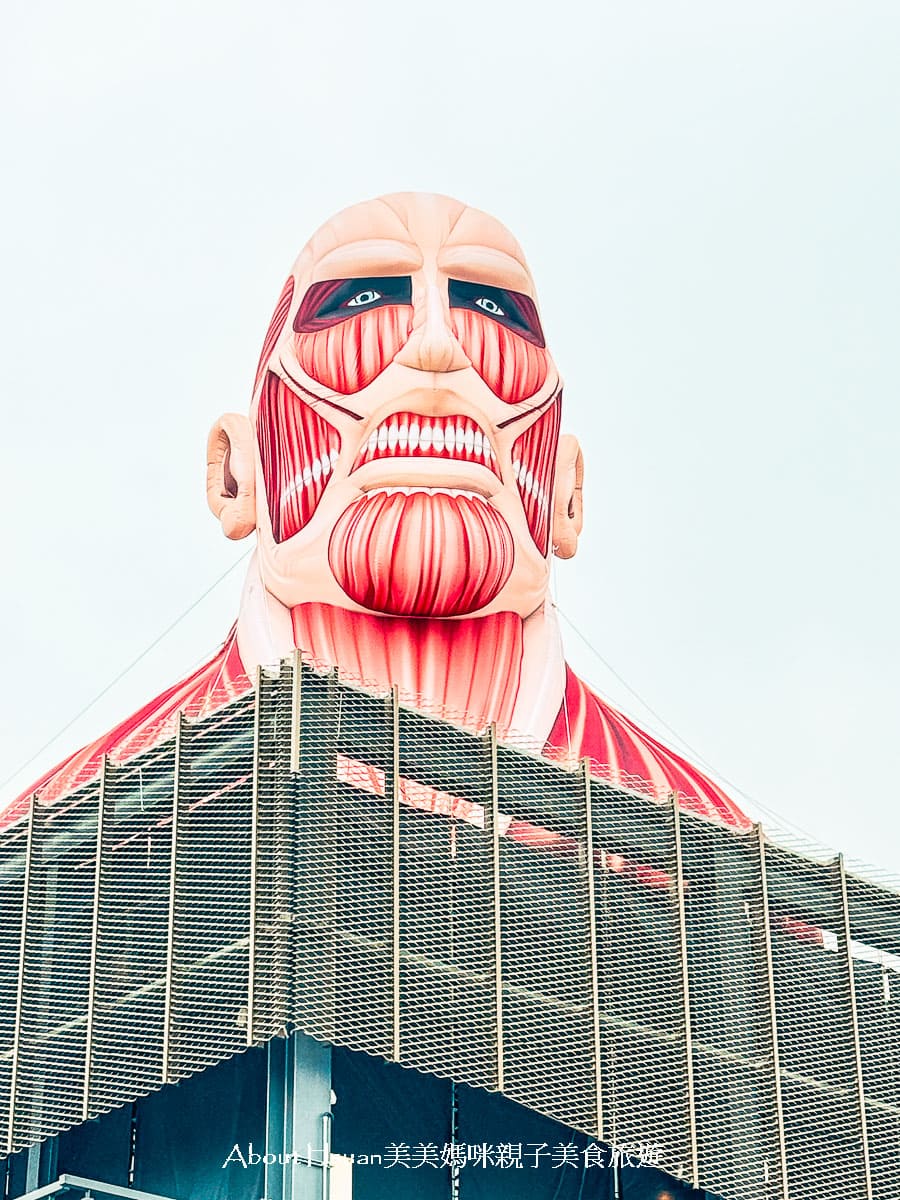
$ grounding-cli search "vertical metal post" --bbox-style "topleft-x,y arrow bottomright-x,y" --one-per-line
489,724 -> 505,1093
581,759 -> 604,1139
82,757 -> 108,1121
247,667 -> 263,1048
755,824 -> 790,1200
450,1080 -> 461,1200
322,1112 -> 333,1200
264,1037 -> 289,1200
289,1035 -> 333,1199
838,854 -> 873,1200
391,684 -> 401,1062
670,792 -> 699,1188
290,648 -> 302,775
7,794 -> 37,1156
599,845 -> 618,1148
162,712 -> 184,1080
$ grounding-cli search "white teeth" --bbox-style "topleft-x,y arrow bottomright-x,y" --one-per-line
280,446 -> 340,517
510,455 -> 548,506
378,486 -> 488,502
356,415 -> 499,476
280,474 -> 302,506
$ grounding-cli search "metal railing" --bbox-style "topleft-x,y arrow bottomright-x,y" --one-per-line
1,656 -> 898,1200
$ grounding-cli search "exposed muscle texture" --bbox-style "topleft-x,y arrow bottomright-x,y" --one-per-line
512,398 -> 561,554
451,308 -> 548,404
4,193 -> 753,847
329,490 -> 514,617
546,668 -> 752,830
295,305 -> 413,394
253,278 -> 294,394
257,373 -> 341,542
291,603 -> 524,733
3,631 -> 750,835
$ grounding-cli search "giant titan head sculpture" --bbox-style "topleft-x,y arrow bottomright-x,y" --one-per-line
206,192 -> 584,740
1,193 -> 748,829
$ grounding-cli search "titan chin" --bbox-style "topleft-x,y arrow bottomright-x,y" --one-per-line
328,489 -> 515,618
254,484 -> 552,623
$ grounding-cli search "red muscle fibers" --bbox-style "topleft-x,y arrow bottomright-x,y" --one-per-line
296,305 -> 413,394
451,308 -> 548,405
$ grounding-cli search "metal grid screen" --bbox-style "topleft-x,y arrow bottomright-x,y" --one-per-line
1,658 -> 898,1200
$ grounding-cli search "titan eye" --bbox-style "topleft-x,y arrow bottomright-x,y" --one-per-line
475,296 -> 505,316
347,289 -> 383,308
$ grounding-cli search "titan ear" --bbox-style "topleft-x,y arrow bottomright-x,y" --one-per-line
206,414 -> 257,540
551,434 -> 584,560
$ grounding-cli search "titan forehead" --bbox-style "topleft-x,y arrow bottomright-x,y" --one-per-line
309,238 -> 424,283
305,238 -> 535,297
303,201 -> 535,295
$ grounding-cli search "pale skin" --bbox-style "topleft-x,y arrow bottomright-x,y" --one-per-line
206,192 -> 584,743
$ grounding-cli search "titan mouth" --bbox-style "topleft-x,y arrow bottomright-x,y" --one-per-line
352,413 -> 500,478
364,486 -> 494,501
259,370 -> 562,555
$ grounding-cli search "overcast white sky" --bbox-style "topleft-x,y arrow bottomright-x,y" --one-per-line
1,0 -> 898,877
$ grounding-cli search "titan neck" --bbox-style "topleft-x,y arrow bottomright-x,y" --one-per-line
235,551 -> 566,746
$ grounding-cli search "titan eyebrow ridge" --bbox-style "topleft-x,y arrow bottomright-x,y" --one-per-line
311,239 -> 424,281
437,244 -> 533,294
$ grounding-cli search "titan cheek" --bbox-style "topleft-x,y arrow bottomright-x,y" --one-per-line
328,491 -> 515,617
257,373 -> 342,543
511,398 -> 562,555
296,305 -> 413,394
451,308 -> 549,405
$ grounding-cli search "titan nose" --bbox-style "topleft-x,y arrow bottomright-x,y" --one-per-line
394,283 -> 470,373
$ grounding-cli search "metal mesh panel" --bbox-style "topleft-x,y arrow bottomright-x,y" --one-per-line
291,667 -> 343,1047
1,659 -> 898,1200
330,682 -> 398,1059
0,822 -> 27,1154
249,662 -> 295,1047
681,818 -> 778,1199
166,701 -> 255,1080
89,750 -> 173,1112
14,788 -> 98,1146
847,873 -> 900,1196
395,709 -> 496,1087
592,784 -> 691,1179
765,845 -> 869,1198
498,750 -> 597,1133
